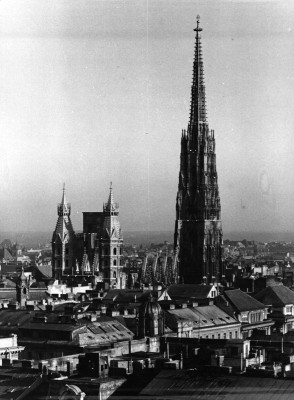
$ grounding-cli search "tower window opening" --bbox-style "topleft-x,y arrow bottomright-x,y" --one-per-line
113,248 -> 117,255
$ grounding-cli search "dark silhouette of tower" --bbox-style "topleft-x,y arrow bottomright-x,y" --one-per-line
174,16 -> 223,285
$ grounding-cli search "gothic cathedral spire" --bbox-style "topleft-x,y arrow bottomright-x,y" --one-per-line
52,184 -> 76,281
100,183 -> 124,289
174,16 -> 223,284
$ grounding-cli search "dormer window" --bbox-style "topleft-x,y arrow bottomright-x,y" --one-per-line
241,313 -> 248,322
286,306 -> 292,315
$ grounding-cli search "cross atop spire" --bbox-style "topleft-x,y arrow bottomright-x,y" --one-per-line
194,15 -> 202,32
189,14 -> 207,129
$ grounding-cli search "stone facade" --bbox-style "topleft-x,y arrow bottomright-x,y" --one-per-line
174,17 -> 223,284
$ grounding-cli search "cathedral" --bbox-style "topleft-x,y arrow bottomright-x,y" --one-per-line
174,17 -> 223,285
51,183 -> 125,289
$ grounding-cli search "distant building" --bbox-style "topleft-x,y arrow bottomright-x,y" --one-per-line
174,17 -> 223,285
51,185 -> 76,280
51,183 -> 126,290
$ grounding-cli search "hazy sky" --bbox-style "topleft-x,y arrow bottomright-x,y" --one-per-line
0,0 -> 294,235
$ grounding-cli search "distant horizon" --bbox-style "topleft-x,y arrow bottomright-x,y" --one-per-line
0,229 -> 293,247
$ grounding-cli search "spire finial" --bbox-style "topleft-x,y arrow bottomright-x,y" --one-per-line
194,15 -> 202,32
58,182 -> 70,216
190,14 -> 206,126
61,182 -> 66,205
108,181 -> 114,206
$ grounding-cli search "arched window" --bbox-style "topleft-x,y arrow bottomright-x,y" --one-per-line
113,248 -> 117,255
113,260 -> 117,266
113,271 -> 117,278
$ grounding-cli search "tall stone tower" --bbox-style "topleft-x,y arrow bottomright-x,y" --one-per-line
16,266 -> 29,308
174,16 -> 223,285
52,185 -> 76,281
100,183 -> 124,289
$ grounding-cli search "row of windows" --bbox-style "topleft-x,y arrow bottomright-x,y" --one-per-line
241,312 -> 263,323
55,247 -> 69,256
55,247 -> 122,256
200,331 -> 239,340
104,259 -> 123,267
103,247 -> 122,256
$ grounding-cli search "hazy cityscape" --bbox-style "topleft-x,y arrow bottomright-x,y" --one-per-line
0,1 -> 294,399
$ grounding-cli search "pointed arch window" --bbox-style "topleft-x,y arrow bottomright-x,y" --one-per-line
113,248 -> 117,255
113,260 -> 117,266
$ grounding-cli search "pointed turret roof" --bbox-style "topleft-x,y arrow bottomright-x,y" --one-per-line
58,183 -> 70,217
53,184 -> 75,242
103,183 -> 122,240
189,15 -> 207,129
108,181 -> 114,206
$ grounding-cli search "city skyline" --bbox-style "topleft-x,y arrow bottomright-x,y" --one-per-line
0,0 -> 294,235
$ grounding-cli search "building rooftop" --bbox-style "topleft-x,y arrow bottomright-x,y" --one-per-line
254,285 -> 294,306
138,369 -> 294,399
167,284 -> 215,300
223,289 -> 267,312
0,365 -> 40,400
167,305 -> 237,327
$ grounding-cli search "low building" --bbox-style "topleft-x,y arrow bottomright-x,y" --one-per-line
18,311 -> 134,360
164,304 -> 241,339
217,289 -> 274,338
254,285 -> 294,334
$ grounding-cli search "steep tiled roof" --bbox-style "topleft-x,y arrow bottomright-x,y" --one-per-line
223,289 -> 266,312
167,284 -> 213,300
0,365 -> 40,400
34,264 -> 52,278
254,285 -> 294,306
103,289 -> 154,303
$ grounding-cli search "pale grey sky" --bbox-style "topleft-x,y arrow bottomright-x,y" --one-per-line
0,0 -> 293,234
